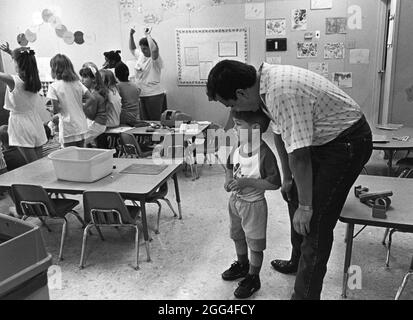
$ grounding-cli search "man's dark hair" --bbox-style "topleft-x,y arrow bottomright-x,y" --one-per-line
115,62 -> 129,82
231,108 -> 271,133
206,60 -> 257,100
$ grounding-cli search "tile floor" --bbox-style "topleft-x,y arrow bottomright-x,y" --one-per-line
1,161 -> 412,300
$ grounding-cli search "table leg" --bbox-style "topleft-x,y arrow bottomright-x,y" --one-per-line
139,199 -> 152,262
386,150 -> 395,176
342,223 -> 354,298
173,173 -> 183,220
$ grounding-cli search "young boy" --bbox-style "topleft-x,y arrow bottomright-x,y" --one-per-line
223,108 -> 281,299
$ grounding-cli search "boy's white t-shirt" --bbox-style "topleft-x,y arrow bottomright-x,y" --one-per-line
46,80 -> 88,144
133,49 -> 165,97
4,75 -> 48,148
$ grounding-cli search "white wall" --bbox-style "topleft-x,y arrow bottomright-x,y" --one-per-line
0,0 -> 384,127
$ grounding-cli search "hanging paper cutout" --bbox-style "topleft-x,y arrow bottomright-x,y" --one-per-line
42,9 -> 54,22
55,25 -> 67,38
49,15 -> 62,28
17,33 -> 29,46
25,29 -> 37,43
74,31 -> 85,45
63,31 -> 75,45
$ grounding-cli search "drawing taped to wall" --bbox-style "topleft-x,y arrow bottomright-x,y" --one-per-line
266,18 -> 286,37
199,61 -> 213,80
349,49 -> 370,64
218,41 -> 238,57
266,56 -> 282,65
332,72 -> 352,88
292,9 -> 307,31
325,17 -> 347,34
297,42 -> 318,58
324,42 -> 345,59
308,62 -> 328,78
184,47 -> 200,66
310,0 -> 332,10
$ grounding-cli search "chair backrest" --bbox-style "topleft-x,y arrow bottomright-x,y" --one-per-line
11,184 -> 56,218
83,191 -> 135,225
120,132 -> 145,158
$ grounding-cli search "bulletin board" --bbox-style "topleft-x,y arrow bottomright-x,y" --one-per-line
175,27 -> 249,86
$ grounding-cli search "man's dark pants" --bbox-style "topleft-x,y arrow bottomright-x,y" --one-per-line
284,116 -> 373,300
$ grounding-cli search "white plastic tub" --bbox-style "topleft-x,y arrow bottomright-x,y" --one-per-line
48,147 -> 115,183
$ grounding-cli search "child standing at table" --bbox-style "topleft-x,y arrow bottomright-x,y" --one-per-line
48,54 -> 92,148
115,62 -> 141,126
99,69 -> 121,128
0,43 -> 48,162
79,63 -> 108,147
223,108 -> 281,299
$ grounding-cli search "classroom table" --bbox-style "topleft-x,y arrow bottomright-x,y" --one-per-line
372,126 -> 413,176
126,121 -> 211,180
340,174 -> 413,298
0,157 -> 184,264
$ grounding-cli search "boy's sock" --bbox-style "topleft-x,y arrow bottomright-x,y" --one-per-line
249,250 -> 263,275
234,239 -> 248,265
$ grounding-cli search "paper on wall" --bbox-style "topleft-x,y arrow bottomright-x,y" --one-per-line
245,2 -> 265,20
266,56 -> 281,65
349,49 -> 369,64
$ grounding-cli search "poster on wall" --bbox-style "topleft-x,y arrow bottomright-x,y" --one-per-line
349,49 -> 370,64
324,42 -> 345,59
325,17 -> 347,34
266,19 -> 286,37
308,62 -> 328,78
184,47 -> 200,66
266,56 -> 282,65
218,42 -> 238,57
176,28 -> 248,86
292,9 -> 307,31
245,2 -> 265,20
297,42 -> 318,58
332,72 -> 353,88
310,0 -> 332,10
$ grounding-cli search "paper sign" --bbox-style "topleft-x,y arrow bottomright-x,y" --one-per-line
266,56 -> 282,65
245,2 -> 265,20
349,49 -> 369,64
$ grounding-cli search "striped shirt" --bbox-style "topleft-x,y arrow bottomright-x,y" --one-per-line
259,63 -> 363,153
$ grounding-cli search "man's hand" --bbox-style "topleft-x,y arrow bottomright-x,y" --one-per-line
130,28 -> 136,36
0,41 -> 11,55
281,178 -> 294,202
293,207 -> 313,236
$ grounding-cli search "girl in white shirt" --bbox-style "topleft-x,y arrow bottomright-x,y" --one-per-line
0,43 -> 47,163
47,54 -> 93,148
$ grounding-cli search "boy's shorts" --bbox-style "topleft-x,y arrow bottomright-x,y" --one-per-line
228,194 -> 268,252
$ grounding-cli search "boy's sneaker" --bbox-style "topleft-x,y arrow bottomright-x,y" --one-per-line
221,261 -> 249,281
234,274 -> 261,299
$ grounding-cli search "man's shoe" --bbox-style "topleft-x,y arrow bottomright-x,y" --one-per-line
234,274 -> 261,299
271,259 -> 298,274
222,261 -> 249,281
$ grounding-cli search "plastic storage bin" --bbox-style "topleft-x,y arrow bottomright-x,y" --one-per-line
48,147 -> 115,183
0,214 -> 52,300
